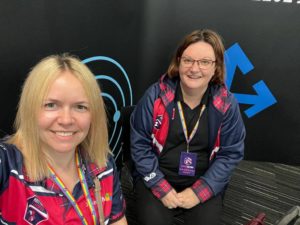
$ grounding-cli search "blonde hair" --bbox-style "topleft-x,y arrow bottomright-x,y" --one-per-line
7,54 -> 110,181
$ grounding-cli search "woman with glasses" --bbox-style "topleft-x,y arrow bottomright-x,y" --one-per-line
130,29 -> 245,225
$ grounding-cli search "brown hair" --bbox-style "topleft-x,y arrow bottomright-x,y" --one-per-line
167,29 -> 225,85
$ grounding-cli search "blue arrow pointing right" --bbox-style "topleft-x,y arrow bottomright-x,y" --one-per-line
233,80 -> 277,118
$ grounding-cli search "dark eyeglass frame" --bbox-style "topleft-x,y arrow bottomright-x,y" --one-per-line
180,57 -> 216,69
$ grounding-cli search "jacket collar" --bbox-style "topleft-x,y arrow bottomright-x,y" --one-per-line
158,74 -> 178,107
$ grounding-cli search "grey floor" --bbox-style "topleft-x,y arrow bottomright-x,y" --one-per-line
222,161 -> 300,225
121,160 -> 300,225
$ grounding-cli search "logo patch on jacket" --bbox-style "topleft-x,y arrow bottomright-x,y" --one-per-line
24,196 -> 48,225
102,192 -> 112,202
154,115 -> 163,129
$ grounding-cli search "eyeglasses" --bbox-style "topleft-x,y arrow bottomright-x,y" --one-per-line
180,57 -> 216,69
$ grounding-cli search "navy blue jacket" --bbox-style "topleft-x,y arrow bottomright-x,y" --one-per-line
130,75 -> 245,202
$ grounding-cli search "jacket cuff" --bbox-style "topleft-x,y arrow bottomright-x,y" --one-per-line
191,179 -> 214,203
110,198 -> 126,223
150,178 -> 172,199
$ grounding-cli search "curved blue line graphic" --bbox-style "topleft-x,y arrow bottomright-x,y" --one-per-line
114,147 -> 122,160
101,93 -> 120,122
95,75 -> 126,106
101,93 -> 120,146
82,56 -> 132,154
112,128 -> 123,155
82,56 -> 133,104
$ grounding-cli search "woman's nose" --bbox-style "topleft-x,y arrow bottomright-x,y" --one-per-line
190,61 -> 201,72
57,108 -> 74,125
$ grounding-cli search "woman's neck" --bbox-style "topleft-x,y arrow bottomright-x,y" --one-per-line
47,150 -> 76,171
180,82 -> 207,109
47,150 -> 79,191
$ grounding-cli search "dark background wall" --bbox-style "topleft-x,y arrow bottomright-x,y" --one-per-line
0,0 -> 299,165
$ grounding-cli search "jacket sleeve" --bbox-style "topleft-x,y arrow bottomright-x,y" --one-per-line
109,155 -> 126,223
0,143 -> 6,190
0,143 -> 14,192
130,85 -> 172,199
191,95 -> 245,203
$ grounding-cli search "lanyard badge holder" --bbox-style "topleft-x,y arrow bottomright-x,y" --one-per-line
177,102 -> 206,177
48,150 -> 104,225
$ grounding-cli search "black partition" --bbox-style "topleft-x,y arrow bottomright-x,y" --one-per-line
0,0 -> 299,165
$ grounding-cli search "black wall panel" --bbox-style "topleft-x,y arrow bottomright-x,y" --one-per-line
0,0 -> 299,165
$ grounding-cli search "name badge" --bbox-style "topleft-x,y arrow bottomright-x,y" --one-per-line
178,152 -> 197,176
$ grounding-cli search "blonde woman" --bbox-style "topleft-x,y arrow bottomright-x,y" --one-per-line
0,54 -> 127,225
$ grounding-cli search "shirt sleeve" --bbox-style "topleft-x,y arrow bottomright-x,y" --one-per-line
150,178 -> 172,199
0,144 -> 4,190
0,143 -> 11,192
108,155 -> 126,223
130,85 -> 172,199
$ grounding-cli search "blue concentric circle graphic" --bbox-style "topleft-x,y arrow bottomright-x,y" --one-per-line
82,56 -> 133,160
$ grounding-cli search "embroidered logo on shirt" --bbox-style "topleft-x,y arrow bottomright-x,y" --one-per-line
154,115 -> 163,129
101,193 -> 112,202
24,196 -> 49,225
105,193 -> 112,201
144,172 -> 156,182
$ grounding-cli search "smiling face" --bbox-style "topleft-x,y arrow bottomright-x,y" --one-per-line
37,70 -> 91,157
178,41 -> 216,93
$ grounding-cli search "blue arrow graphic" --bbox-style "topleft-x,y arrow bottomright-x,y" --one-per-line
233,81 -> 277,118
225,43 -> 254,89
225,43 -> 277,118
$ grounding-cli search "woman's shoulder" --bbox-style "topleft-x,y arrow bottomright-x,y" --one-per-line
0,141 -> 24,164
136,75 -> 177,110
88,154 -> 117,179
0,141 -> 24,183
140,74 -> 176,101
209,84 -> 237,114
209,84 -> 229,96
106,154 -> 117,171
0,141 -> 22,156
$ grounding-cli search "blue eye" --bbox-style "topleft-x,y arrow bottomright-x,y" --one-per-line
75,104 -> 89,112
44,102 -> 57,110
